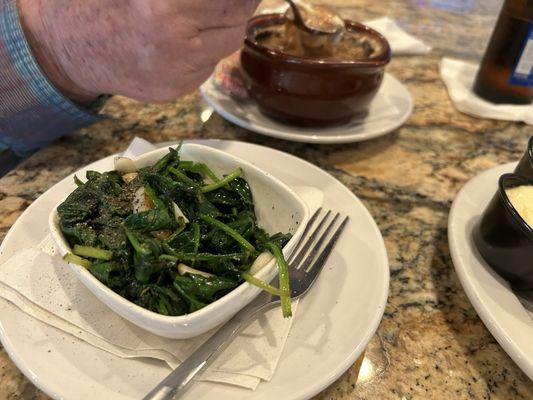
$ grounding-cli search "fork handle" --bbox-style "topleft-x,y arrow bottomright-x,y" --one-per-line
143,295 -> 276,400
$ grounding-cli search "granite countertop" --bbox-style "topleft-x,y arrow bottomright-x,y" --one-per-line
1,0 -> 532,398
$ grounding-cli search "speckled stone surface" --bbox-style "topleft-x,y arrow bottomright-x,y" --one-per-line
1,0 -> 533,399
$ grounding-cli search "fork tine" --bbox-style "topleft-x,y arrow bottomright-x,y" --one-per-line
287,207 -> 322,263
287,208 -> 326,265
299,212 -> 340,272
288,209 -> 331,266
300,216 -> 349,292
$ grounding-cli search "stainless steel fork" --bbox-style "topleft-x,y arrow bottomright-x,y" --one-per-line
143,208 -> 349,400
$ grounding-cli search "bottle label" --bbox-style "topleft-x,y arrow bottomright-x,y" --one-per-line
509,23 -> 533,87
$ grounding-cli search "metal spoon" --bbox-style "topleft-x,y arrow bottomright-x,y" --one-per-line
284,0 -> 344,36
284,0 -> 345,55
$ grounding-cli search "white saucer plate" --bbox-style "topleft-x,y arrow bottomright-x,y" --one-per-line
0,140 -> 389,400
200,73 -> 413,144
449,162 -> 533,380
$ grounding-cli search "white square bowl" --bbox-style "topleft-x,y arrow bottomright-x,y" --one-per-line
49,144 -> 309,339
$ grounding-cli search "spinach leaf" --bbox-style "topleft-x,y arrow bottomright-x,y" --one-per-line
174,274 -> 238,303
132,284 -> 186,316
229,177 -> 254,209
90,261 -> 129,289
57,186 -> 99,223
59,220 -> 98,246
125,208 -> 173,232
164,224 -> 199,253
173,280 -> 207,312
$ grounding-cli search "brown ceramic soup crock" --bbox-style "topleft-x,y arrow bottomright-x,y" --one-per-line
241,14 -> 391,127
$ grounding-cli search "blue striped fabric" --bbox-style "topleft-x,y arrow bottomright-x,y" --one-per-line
0,0 -> 100,156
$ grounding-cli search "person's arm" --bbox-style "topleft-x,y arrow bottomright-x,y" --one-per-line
0,0 -> 102,157
1,0 -> 259,157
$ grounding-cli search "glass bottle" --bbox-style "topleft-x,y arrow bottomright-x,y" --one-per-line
473,0 -> 533,104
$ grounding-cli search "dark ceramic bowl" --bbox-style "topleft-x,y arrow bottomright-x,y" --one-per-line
513,136 -> 533,179
241,14 -> 391,127
473,173 -> 533,290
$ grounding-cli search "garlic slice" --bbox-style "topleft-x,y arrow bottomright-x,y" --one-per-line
114,156 -> 137,173
178,263 -> 214,278
132,187 -> 153,213
172,202 -> 190,224
122,172 -> 138,184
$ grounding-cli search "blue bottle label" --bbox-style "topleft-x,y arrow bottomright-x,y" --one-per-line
509,23 -> 533,87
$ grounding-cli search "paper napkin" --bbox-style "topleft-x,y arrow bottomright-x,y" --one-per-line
440,57 -> 533,125
364,17 -> 431,55
259,5 -> 431,55
0,138 -> 323,390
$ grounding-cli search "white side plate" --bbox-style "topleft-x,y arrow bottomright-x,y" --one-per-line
200,73 -> 413,144
449,162 -> 533,380
0,140 -> 389,400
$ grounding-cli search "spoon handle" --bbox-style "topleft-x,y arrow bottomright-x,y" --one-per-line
285,0 -> 313,34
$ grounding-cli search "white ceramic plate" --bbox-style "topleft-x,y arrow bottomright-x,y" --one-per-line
0,140 -> 389,400
200,73 -> 413,144
449,162 -> 533,380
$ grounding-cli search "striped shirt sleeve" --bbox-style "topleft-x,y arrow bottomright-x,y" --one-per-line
0,0 -> 101,156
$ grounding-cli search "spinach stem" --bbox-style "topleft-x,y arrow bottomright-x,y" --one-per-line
192,222 -> 200,255
169,167 -> 197,186
199,214 -> 255,253
191,222 -> 200,265
165,226 -> 186,246
73,245 -> 113,260
195,164 -> 220,183
162,242 -> 179,257
144,184 -> 166,209
63,252 -> 91,268
266,243 -> 292,318
152,146 -> 178,172
178,161 -> 193,168
74,175 -> 84,187
241,273 -> 289,297
201,168 -> 242,193
179,162 -> 220,183
160,253 -> 243,262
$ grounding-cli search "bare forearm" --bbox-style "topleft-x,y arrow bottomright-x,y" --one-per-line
0,0 -> 102,155
18,0 -> 97,103
1,0 -> 259,155
17,0 -> 260,103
